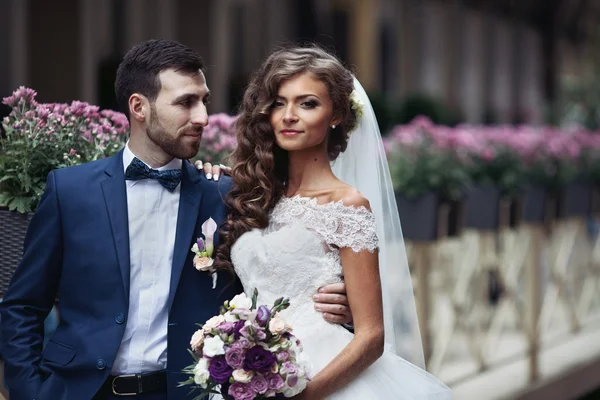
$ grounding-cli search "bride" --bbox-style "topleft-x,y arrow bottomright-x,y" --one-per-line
213,46 -> 451,399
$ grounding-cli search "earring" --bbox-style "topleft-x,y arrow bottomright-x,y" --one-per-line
331,125 -> 336,129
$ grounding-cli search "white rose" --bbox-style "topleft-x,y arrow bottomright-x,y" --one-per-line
232,369 -> 254,383
230,293 -> 252,310
283,375 -> 308,397
193,358 -> 210,388
203,336 -> 225,357
191,243 -> 199,253
296,351 -> 312,378
224,312 -> 238,322
268,316 -> 287,335
203,315 -> 225,331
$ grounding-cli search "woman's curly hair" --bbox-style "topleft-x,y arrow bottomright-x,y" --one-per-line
213,45 -> 358,276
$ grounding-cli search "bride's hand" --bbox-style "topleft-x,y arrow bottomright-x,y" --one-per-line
192,160 -> 232,180
312,282 -> 353,325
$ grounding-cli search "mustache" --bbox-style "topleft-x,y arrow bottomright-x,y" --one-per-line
183,127 -> 204,136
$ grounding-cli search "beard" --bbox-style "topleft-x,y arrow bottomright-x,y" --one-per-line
146,106 -> 201,160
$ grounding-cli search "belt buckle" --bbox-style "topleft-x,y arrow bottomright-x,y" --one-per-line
112,374 -> 139,396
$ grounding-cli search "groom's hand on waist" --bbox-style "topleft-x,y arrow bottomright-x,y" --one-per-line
193,160 -> 232,181
312,283 -> 353,325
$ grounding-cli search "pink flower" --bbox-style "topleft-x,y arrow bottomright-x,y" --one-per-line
190,329 -> 205,353
228,382 -> 256,400
266,373 -> 285,390
250,373 -> 269,394
193,255 -> 214,271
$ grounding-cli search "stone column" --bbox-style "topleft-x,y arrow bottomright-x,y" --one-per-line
488,17 -> 513,123
416,1 -> 446,99
209,0 -> 233,112
125,0 -> 145,50
349,0 -> 380,91
8,0 -> 30,91
79,0 -> 96,103
457,10 -> 486,123
157,0 -> 177,39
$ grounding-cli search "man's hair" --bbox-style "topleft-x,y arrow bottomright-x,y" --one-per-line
115,39 -> 204,119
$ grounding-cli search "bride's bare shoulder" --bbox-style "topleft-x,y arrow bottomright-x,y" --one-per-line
329,186 -> 371,211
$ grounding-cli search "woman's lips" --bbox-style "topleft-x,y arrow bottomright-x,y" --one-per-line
280,130 -> 303,137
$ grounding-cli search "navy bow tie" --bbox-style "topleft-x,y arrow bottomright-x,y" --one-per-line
125,157 -> 182,192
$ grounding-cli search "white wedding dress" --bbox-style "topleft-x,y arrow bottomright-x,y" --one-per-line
231,195 -> 452,399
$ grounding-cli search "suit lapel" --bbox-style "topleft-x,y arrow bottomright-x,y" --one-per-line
100,150 -> 131,297
168,161 -> 203,312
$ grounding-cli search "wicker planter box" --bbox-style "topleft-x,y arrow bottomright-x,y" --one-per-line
0,209 -> 31,296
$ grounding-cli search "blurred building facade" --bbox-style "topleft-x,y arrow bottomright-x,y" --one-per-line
0,0 -> 597,125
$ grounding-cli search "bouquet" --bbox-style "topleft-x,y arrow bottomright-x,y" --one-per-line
181,290 -> 310,400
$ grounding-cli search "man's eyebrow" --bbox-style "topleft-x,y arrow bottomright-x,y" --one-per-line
173,93 -> 200,103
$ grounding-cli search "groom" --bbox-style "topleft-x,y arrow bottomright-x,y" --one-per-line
0,39 -> 351,400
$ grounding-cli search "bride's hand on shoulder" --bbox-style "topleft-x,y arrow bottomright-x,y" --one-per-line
312,282 -> 353,325
192,160 -> 232,181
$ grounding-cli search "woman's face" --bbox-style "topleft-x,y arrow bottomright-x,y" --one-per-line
269,72 -> 339,154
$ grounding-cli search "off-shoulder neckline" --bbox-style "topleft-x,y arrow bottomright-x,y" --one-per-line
279,194 -> 372,213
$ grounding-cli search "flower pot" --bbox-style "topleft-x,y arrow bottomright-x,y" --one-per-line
0,209 -> 31,296
395,192 -> 440,241
463,186 -> 501,230
558,182 -> 593,218
522,186 -> 547,224
447,200 -> 465,237
508,196 -> 523,228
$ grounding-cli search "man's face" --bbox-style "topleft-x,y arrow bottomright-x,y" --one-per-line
146,68 -> 210,160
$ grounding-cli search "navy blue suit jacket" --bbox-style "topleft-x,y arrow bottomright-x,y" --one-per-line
0,151 -> 241,399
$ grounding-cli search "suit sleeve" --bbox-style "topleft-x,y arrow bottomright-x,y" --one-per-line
0,170 -> 64,399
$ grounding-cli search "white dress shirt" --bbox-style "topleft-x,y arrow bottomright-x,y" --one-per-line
112,144 -> 182,374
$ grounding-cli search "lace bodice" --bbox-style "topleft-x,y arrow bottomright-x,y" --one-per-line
231,195 -> 378,326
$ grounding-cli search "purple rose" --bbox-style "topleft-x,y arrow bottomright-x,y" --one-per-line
233,320 -> 245,339
228,382 -> 256,400
244,346 -> 277,373
250,373 -> 269,394
232,337 -> 251,349
208,355 -> 233,384
225,347 -> 245,369
276,351 -> 289,362
219,322 -> 236,334
256,305 -> 271,326
281,361 -> 298,376
266,373 -> 285,390
240,323 -> 267,341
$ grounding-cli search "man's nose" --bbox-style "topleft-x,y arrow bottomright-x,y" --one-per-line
191,103 -> 208,127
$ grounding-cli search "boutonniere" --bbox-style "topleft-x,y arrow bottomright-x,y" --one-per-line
191,217 -> 218,289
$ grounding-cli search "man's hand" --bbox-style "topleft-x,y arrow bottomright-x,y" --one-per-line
312,282 -> 352,325
193,160 -> 232,181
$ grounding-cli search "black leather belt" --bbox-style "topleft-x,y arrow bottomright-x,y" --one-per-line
103,370 -> 167,396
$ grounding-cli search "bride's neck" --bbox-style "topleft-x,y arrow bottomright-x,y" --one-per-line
286,148 -> 335,195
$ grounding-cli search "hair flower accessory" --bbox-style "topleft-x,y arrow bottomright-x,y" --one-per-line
192,217 -> 219,288
348,89 -> 364,133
